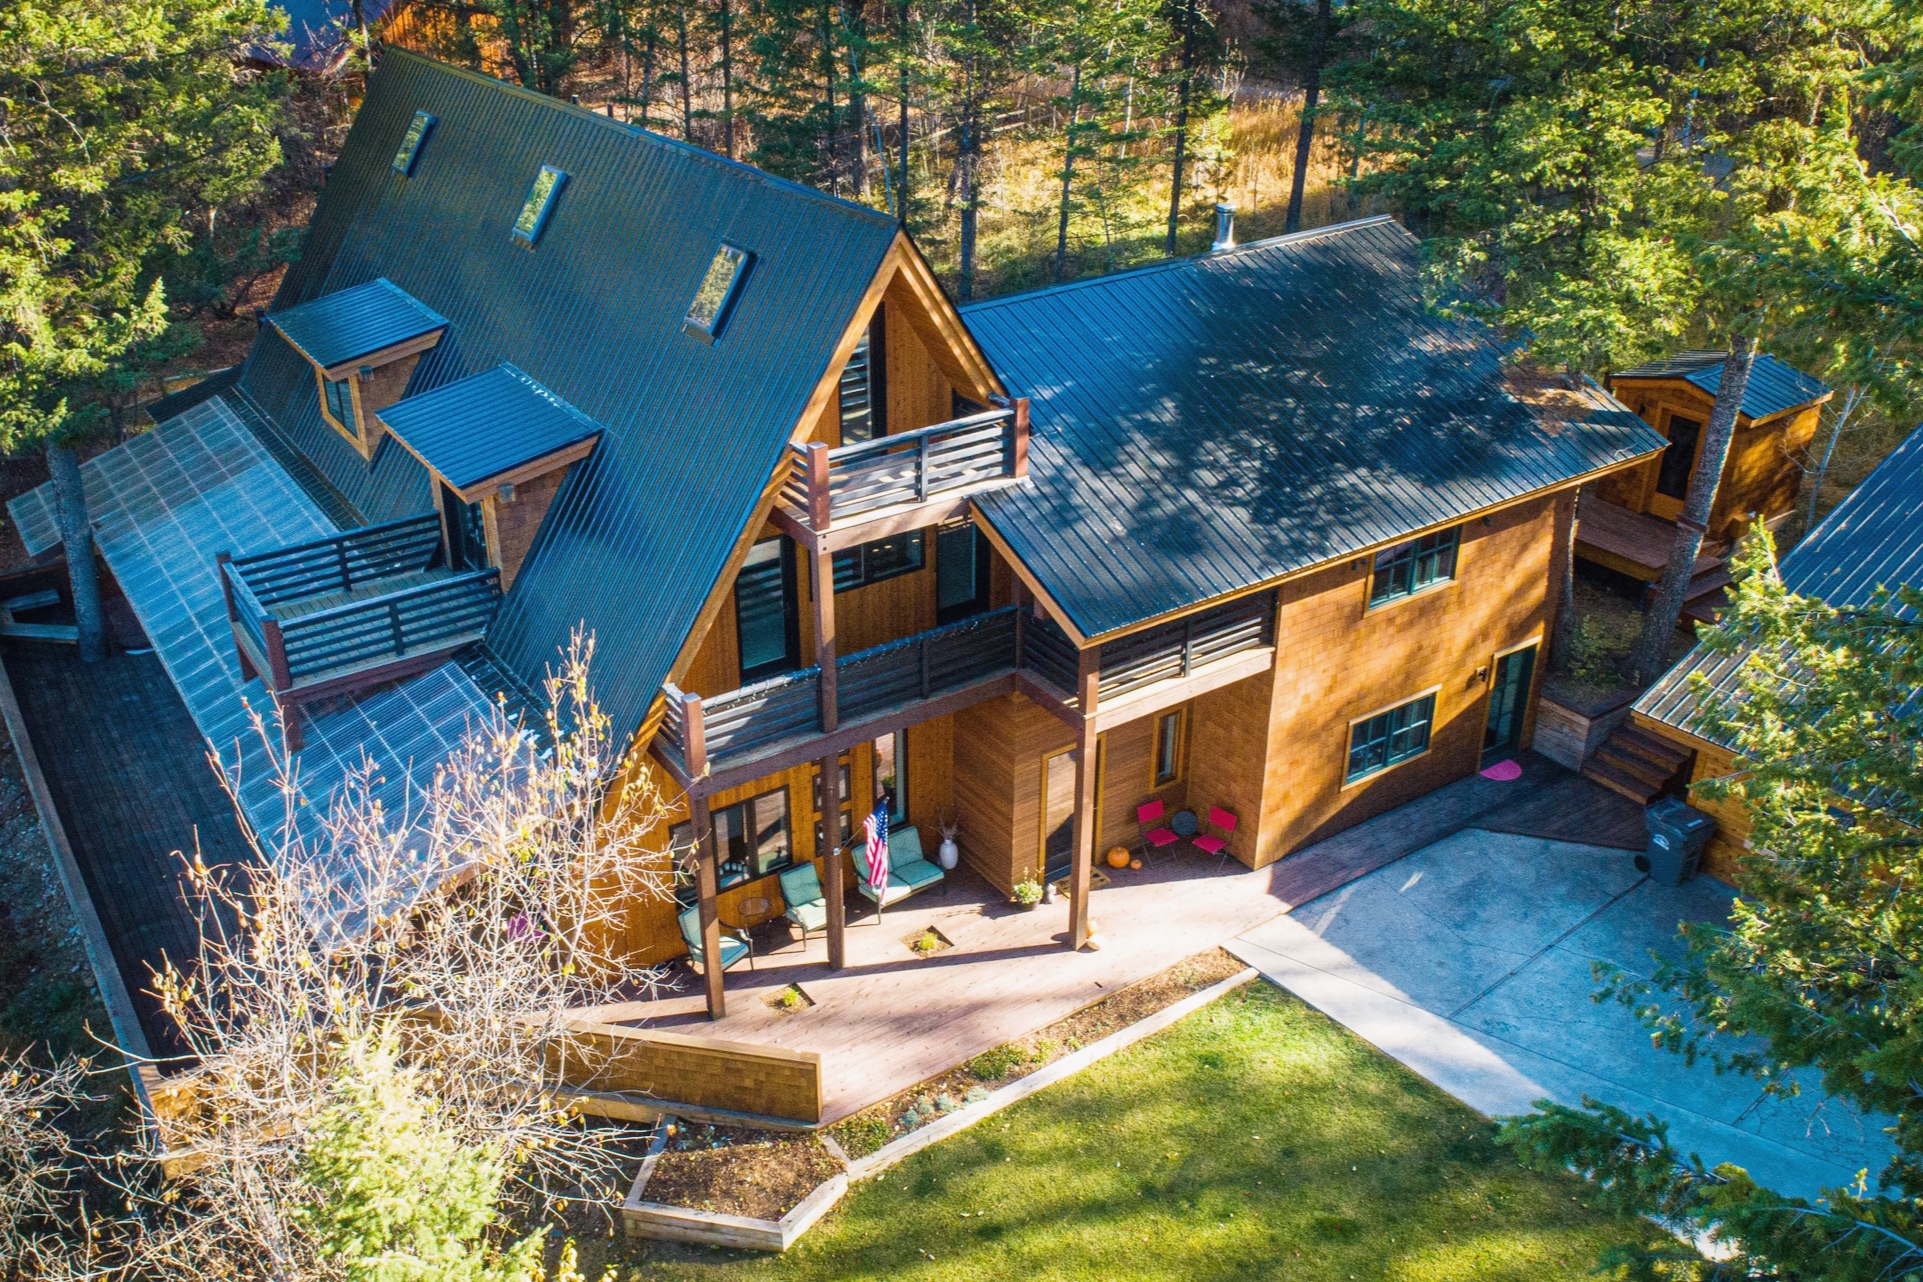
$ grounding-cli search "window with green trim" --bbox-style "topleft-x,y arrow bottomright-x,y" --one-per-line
1346,693 -> 1436,782
1369,527 -> 1460,605
832,530 -> 925,592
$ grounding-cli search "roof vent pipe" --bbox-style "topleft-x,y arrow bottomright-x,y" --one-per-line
1212,204 -> 1236,252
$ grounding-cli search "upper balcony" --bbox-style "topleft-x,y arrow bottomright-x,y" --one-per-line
775,403 -> 1028,549
219,514 -> 502,746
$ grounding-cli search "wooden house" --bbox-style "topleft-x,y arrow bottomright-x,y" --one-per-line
1576,351 -> 1830,621
10,52 -> 1666,1024
1630,422 -> 1923,880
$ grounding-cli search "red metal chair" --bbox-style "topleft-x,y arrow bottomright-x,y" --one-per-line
1191,807 -> 1238,863
1137,799 -> 1181,859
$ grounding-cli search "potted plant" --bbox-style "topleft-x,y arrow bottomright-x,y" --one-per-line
936,811 -> 961,871
1011,873 -> 1043,910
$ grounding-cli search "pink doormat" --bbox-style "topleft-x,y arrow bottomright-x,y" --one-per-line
1479,759 -> 1523,781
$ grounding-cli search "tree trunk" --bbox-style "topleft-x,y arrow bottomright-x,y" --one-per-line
640,24 -> 658,128
1805,386 -> 1860,535
1550,488 -> 1579,673
823,0 -> 839,193
677,3 -> 693,141
47,442 -> 106,664
897,0 -> 910,222
1164,0 -> 1197,255
720,0 -> 736,159
1054,64 -> 1081,281
1625,336 -> 1757,686
956,8 -> 979,301
847,5 -> 868,195
1285,0 -> 1331,234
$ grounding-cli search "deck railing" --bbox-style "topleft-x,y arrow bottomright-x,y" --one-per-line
225,514 -> 445,606
779,403 -> 1027,534
275,570 -> 501,683
1096,592 -> 1276,703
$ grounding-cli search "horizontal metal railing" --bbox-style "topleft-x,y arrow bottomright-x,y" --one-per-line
836,606 -> 1019,725
780,404 -> 1027,533
1096,592 -> 1276,703
278,570 -> 501,683
226,513 -> 444,606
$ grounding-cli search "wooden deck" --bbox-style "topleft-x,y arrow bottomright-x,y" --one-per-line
5,644 -> 257,1062
1574,498 -> 1719,582
585,752 -> 1647,1123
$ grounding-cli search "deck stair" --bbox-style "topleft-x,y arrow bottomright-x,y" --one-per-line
1679,560 -> 1735,628
1580,723 -> 1693,805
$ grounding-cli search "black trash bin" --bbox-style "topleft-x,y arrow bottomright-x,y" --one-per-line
1637,797 -> 1715,885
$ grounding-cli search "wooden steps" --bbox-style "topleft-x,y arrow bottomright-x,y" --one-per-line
1680,562 -> 1734,628
1580,723 -> 1693,805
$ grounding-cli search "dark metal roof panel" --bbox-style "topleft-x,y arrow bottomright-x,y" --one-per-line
238,51 -> 897,746
1636,421 -> 1923,739
966,217 -> 1667,638
267,277 -> 448,369
1613,350 -> 1830,421
378,363 -> 602,489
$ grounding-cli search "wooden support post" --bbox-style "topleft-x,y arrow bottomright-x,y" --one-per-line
809,539 -> 846,969
1067,646 -> 1100,950
1011,397 -> 1031,478
804,441 -> 832,533
691,791 -> 726,1019
216,552 -> 238,622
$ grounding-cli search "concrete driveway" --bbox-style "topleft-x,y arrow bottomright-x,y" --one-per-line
1228,829 -> 1894,1200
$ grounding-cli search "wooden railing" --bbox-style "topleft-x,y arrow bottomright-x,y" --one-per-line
225,514 -> 445,606
276,570 -> 500,683
1096,592 -> 1276,702
1020,612 -> 1080,696
779,403 -> 1028,534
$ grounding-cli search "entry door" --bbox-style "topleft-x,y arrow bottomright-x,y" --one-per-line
1482,644 -> 1538,764
440,483 -> 489,573
1647,413 -> 1703,521
1040,746 -> 1078,884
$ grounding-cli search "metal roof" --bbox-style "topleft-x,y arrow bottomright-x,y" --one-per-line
261,0 -> 400,70
238,50 -> 898,748
267,277 -> 448,370
378,363 -> 602,490
1612,350 -> 1830,421
965,217 -> 1668,639
1636,421 -> 1923,742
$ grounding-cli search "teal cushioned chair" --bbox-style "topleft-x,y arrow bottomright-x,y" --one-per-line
779,863 -> 829,938
854,825 -> 945,906
677,904 -> 752,974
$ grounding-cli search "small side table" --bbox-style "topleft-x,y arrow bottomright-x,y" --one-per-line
1170,809 -> 1200,840
739,895 -> 772,921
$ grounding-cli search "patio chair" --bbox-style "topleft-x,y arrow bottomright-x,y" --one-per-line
1191,807 -> 1238,863
677,904 -> 754,975
779,862 -> 830,940
853,825 -> 945,908
1136,799 -> 1181,860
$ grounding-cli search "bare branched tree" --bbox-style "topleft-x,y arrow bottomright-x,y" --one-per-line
0,1054 -> 90,1274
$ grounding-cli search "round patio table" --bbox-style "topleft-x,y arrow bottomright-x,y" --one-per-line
1170,809 -> 1200,839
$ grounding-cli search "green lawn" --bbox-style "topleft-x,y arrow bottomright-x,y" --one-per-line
608,982 -> 1675,1281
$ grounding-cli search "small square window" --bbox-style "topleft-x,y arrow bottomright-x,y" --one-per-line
686,244 -> 752,337
393,111 -> 435,175
1369,527 -> 1460,606
511,165 -> 567,246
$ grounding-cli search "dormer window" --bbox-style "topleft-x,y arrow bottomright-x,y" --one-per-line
512,165 -> 566,246
686,244 -> 751,339
393,111 -> 435,175
266,279 -> 449,460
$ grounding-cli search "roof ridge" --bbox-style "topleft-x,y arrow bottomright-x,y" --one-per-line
961,214 -> 1405,313
380,49 -> 897,231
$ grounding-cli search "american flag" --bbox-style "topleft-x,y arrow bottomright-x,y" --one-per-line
863,806 -> 890,899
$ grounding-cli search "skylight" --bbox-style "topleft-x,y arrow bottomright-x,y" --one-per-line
392,111 -> 435,175
511,165 -> 567,246
686,244 -> 752,338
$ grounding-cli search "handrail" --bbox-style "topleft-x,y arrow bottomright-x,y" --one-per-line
823,407 -> 1011,465
221,558 -> 274,627
279,567 -> 498,630
778,400 -> 1028,534
228,512 -> 442,570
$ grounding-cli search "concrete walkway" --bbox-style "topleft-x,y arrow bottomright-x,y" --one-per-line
1229,829 -> 1895,1201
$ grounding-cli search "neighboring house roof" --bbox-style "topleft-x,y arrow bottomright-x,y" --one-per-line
268,277 -> 447,370
378,363 -> 602,491
260,0 -> 400,71
1636,420 -> 1923,745
1612,350 -> 1831,421
239,49 -> 900,748
965,217 -> 1667,640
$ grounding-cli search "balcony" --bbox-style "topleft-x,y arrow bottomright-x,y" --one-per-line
655,589 -> 1278,786
776,405 -> 1028,546
219,514 -> 502,745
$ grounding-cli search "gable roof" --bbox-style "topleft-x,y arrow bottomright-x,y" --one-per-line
1612,350 -> 1831,421
378,363 -> 602,491
268,277 -> 448,371
1637,421 -> 1923,743
238,50 -> 900,747
965,217 -> 1667,639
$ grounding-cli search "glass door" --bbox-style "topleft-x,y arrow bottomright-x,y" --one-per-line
440,483 -> 489,573
1040,745 -> 1078,885
1482,643 -> 1538,765
734,536 -> 800,684
1648,413 -> 1702,520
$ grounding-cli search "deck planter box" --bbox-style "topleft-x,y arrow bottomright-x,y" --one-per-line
1533,686 -> 1636,771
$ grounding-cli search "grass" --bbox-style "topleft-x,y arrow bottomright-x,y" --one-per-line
605,982 -> 1674,1280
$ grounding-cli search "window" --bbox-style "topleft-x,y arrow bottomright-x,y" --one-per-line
686,243 -> 751,338
735,537 -> 799,683
670,787 -> 793,904
393,111 -> 435,175
1369,527 -> 1460,605
838,312 -> 887,443
322,375 -> 356,435
935,517 -> 991,623
1347,693 -> 1437,783
833,530 -> 924,592
873,731 -> 907,825
511,165 -> 566,246
1656,414 -> 1703,499
1153,708 -> 1186,787
813,756 -> 852,854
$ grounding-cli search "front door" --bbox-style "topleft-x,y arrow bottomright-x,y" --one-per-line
441,483 -> 489,573
1647,413 -> 1703,521
1040,745 -> 1078,884
1483,643 -> 1538,765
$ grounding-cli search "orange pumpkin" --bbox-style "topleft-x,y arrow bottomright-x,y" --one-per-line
1106,845 -> 1132,869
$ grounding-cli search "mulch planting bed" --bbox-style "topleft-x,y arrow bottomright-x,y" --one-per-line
829,946 -> 1246,1158
644,1125 -> 843,1220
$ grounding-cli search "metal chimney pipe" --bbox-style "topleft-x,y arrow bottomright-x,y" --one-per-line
1211,203 -> 1236,252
